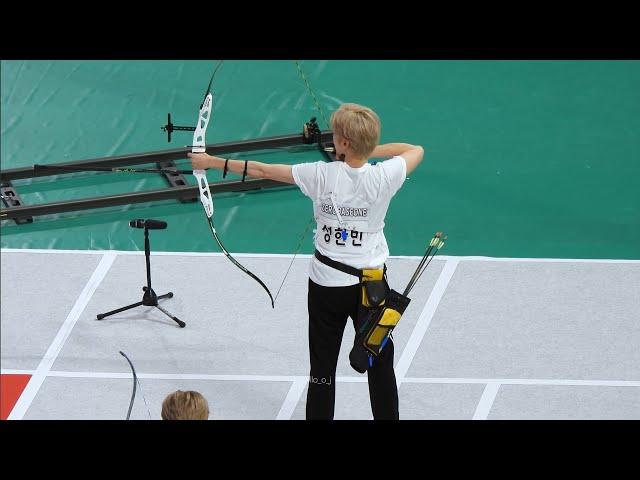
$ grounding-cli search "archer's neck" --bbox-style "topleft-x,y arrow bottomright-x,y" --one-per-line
344,154 -> 368,169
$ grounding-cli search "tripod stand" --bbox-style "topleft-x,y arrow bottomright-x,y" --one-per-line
97,220 -> 185,328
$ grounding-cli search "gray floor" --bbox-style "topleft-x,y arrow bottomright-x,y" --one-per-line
2,249 -> 639,419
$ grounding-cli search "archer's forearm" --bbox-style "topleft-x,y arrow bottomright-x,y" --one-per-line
204,156 -> 263,178
203,155 -> 294,184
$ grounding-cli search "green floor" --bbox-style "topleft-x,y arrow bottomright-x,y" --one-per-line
2,60 -> 639,258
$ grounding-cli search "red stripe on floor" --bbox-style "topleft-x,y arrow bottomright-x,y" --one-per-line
1,374 -> 32,420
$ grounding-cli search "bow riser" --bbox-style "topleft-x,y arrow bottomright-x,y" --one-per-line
189,66 -> 274,308
193,92 -> 214,218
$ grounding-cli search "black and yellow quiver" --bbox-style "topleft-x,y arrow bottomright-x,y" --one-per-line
362,289 -> 411,355
314,232 -> 447,374
314,250 -> 393,372
349,289 -> 411,373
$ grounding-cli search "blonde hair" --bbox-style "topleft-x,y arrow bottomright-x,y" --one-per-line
161,390 -> 209,420
330,103 -> 381,157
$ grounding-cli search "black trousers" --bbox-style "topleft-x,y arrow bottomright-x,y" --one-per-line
306,279 -> 399,420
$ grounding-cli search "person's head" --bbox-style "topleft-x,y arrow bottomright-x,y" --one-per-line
330,103 -> 381,160
161,390 -> 210,420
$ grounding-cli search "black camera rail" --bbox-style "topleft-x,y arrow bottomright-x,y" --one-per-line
1,119 -> 335,223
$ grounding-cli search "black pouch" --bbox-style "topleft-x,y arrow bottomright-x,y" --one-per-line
360,268 -> 389,307
362,278 -> 389,307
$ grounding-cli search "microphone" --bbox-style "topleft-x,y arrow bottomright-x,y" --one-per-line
129,219 -> 168,230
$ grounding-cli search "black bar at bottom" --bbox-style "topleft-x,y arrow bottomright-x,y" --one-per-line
0,178 -> 289,220
1,183 -> 34,224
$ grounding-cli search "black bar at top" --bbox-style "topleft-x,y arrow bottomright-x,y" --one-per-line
1,130 -> 333,181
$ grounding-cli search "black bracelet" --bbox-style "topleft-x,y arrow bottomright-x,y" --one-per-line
223,158 -> 229,178
242,160 -> 248,182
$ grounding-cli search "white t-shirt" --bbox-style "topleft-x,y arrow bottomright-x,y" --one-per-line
291,156 -> 407,287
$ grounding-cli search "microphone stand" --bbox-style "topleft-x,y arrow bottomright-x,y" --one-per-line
97,221 -> 185,328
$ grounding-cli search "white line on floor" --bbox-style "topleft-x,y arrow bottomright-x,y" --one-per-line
46,371 -> 297,381
11,371 -> 636,387
2,248 -> 639,263
276,377 -> 309,420
6,252 -> 116,420
395,258 -> 460,382
472,383 -> 501,420
402,377 -> 640,387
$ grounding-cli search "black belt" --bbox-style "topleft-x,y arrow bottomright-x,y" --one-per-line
314,250 -> 387,280
314,250 -> 363,279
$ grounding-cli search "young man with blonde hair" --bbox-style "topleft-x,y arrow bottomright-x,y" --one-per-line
190,103 -> 424,420
161,390 -> 210,420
